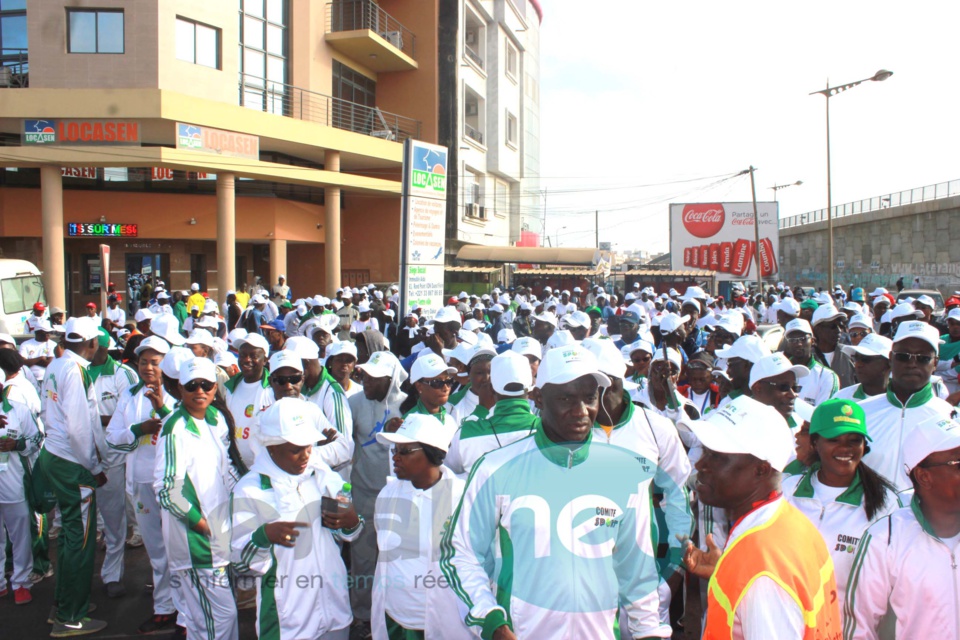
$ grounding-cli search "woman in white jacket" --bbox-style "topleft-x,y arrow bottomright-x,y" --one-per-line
782,398 -> 901,618
372,413 -> 471,640
231,397 -> 362,640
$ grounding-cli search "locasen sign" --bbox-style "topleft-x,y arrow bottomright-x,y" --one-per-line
176,123 -> 259,160
23,119 -> 141,146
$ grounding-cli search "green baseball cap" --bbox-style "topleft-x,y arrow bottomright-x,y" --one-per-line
800,299 -> 820,311
585,306 -> 602,316
809,398 -> 871,441
96,327 -> 112,349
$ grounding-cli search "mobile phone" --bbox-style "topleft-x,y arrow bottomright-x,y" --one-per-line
321,496 -> 339,514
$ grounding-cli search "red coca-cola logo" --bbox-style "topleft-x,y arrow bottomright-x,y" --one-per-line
682,203 -> 725,238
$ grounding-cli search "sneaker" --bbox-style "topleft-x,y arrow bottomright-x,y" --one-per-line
48,526 -> 61,540
48,603 -> 96,624
126,533 -> 144,548
30,567 -> 55,584
104,581 -> 127,598
137,612 -> 178,635
14,587 -> 32,605
50,617 -> 108,638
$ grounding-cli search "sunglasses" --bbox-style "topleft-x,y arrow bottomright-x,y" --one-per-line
763,381 -> 801,393
850,353 -> 884,364
891,351 -> 936,365
391,446 -> 423,457
421,378 -> 456,389
785,335 -> 811,344
271,374 -> 303,386
182,380 -> 216,393
848,330 -> 871,339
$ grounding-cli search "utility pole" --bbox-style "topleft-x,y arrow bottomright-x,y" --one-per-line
541,188 -> 548,247
748,166 -> 763,294
595,210 -> 599,247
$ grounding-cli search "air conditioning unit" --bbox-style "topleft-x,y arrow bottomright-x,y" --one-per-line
382,30 -> 403,49
466,203 -> 480,218
465,102 -> 479,117
477,205 -> 487,219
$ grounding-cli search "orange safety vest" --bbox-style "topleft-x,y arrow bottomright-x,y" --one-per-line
704,500 -> 841,640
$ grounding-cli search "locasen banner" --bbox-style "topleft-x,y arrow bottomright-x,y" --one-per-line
669,202 -> 780,282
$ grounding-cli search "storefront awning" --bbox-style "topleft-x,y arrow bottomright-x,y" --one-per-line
626,269 -> 716,278
444,266 -> 500,273
514,267 -> 604,276
455,245 -> 601,266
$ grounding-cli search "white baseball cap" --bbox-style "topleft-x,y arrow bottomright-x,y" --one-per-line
179,357 -> 217,384
546,330 -> 577,351
714,311 -> 744,336
227,328 -> 248,347
868,287 -> 888,297
889,303 -> 922,321
581,338 -> 636,389
236,333 -> 270,353
325,341 -> 358,360
411,352 -> 457,383
532,311 -> 558,327
784,318 -> 814,337
623,339 -> 655,357
563,310 -> 591,329
892,320 -> 943,353
34,319 -> 54,333
462,318 -> 484,332
431,307 -> 462,325
497,328 -> 517,344
511,336 -> 542,360
64,316 -> 103,343
914,294 -> 936,309
376,412 -> 456,452
151,315 -> 186,346
715,334 -> 772,363
215,351 -> 238,369
134,308 -> 154,323
458,291 -> 469,299
260,398 -> 324,447
948,308 -> 960,323
0,333 -> 15,347
658,313 -> 690,335
191,283 -> 200,291
269,349 -> 304,373
650,346 -> 683,370
491,351 -> 534,396
185,330 -> 215,348
535,344 -> 611,390
196,315 -> 219,330
842,301 -> 863,313
841,333 -> 893,359
678,396 -> 794,471
357,350 -> 407,384
848,313 -> 872,330
160,349 -> 194,379
357,303 -> 372,314
749,353 -> 810,388
778,298 -> 801,317
134,336 -> 171,357
284,336 -> 320,360
812,304 -> 845,327
682,286 -> 706,301
903,415 -> 960,474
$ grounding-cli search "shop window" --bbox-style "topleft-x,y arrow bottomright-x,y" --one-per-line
83,253 -> 102,294
67,9 -> 124,54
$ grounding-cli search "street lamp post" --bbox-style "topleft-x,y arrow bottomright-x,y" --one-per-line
555,226 -> 567,248
770,180 -> 803,203
810,69 -> 893,291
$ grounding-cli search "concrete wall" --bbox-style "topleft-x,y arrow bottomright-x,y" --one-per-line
779,195 -> 960,295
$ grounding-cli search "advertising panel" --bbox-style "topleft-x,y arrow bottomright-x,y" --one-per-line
669,202 -> 779,282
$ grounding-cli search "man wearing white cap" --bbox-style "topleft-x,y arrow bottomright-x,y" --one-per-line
811,304 -> 856,389
223,333 -> 272,468
231,398 -> 361,640
441,345 -> 671,639
680,397 -> 841,639
38,316 -> 109,635
714,335 -> 771,408
583,338 -> 692,628
18,320 -> 56,384
845,415 -> 960,640
858,321 -> 955,491
155,357 -> 241,640
445,343 -> 498,427
783,318 -> 839,409
270,274 -> 290,305
833,334 -> 894,401
302,341 -> 356,476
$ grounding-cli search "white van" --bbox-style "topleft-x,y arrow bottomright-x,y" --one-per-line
0,259 -> 47,339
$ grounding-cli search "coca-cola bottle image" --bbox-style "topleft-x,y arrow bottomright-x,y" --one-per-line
732,239 -> 754,277
720,242 -> 733,273
709,243 -> 721,271
690,246 -> 699,268
758,237 -> 778,276
699,245 -> 709,269
684,247 -> 693,267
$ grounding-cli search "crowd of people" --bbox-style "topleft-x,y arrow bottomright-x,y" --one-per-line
1,274 -> 959,639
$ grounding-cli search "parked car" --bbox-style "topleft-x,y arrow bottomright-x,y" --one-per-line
897,289 -> 945,322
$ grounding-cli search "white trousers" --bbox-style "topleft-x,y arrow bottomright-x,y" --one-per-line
133,482 -> 175,615
173,567 -> 238,640
0,500 -> 33,590
126,492 -> 139,536
96,464 -> 126,584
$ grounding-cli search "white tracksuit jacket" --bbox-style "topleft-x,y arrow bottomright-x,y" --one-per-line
440,428 -> 671,640
91,357 -> 139,469
782,466 -> 903,617
844,498 -> 960,640
0,391 -> 43,503
40,350 -> 103,474
105,381 -> 176,494
796,357 -> 840,409
303,371 -> 355,471
231,454 -> 360,640
859,384 -> 955,491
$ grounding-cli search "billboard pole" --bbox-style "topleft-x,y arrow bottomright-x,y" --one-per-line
748,166 -> 763,295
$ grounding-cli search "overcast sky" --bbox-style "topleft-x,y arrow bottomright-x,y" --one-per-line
535,1 -> 960,254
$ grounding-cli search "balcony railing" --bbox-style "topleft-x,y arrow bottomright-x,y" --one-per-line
464,123 -> 484,145
327,0 -> 416,60
239,73 -> 421,142
780,178 -> 960,229
0,48 -> 28,88
464,45 -> 484,69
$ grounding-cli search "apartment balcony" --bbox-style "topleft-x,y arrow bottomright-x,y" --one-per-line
325,0 -> 418,73
239,73 -> 421,142
0,49 -> 28,88
464,123 -> 484,146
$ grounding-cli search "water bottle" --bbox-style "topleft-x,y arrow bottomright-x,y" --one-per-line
336,482 -> 352,511
0,424 -> 18,473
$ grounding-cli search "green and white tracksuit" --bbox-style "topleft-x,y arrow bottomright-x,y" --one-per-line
303,369 -> 354,476
224,371 -> 272,469
231,455 -> 361,640
445,398 -> 539,476
89,356 -> 138,585
833,384 -> 877,402
154,406 -> 240,640
782,464 -> 902,617
105,382 -> 176,616
38,350 -> 102,623
844,497 -> 960,640
796,357 -> 840,409
447,390 -> 480,426
440,428 -> 671,639
0,391 -> 43,591
859,384 -> 955,491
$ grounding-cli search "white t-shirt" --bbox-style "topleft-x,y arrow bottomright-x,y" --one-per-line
18,338 -> 56,383
821,350 -> 835,367
351,318 -> 380,334
105,306 -> 126,327
225,378 -> 272,468
810,473 -> 847,504
688,389 -> 713,416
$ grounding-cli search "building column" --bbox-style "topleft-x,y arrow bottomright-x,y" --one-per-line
324,151 -> 341,295
216,173 -> 236,302
40,166 -> 66,310
270,238 -> 287,290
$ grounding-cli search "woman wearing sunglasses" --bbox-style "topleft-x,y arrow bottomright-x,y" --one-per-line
622,339 -> 653,399
782,399 -> 901,618
400,354 -> 459,437
371,413 -> 471,640
154,357 -> 244,640
231,397 -> 361,640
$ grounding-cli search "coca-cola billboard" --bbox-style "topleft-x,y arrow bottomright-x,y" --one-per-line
670,201 -> 780,282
